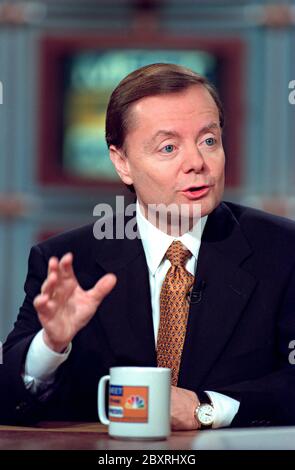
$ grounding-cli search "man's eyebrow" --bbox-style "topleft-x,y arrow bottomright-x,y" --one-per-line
148,123 -> 219,143
143,130 -> 181,151
149,130 -> 181,141
197,122 -> 219,137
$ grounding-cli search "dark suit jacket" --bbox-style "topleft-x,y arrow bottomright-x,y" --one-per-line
1,201 -> 295,426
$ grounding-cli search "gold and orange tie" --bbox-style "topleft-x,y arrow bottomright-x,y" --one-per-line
157,240 -> 194,386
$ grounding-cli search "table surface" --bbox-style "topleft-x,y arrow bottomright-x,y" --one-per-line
0,422 -> 199,450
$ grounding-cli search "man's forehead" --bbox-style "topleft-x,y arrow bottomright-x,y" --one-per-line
128,105 -> 220,138
127,88 -> 219,136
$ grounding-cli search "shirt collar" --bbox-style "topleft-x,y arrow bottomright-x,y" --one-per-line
136,200 -> 208,276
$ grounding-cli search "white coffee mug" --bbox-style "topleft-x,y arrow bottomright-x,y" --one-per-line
98,367 -> 171,440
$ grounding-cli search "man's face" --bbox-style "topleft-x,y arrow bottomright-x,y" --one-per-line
110,85 -> 225,220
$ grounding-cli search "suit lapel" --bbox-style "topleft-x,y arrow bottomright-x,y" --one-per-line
94,229 -> 157,367
179,203 -> 257,390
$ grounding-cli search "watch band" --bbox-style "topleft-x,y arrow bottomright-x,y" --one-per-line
198,391 -> 212,406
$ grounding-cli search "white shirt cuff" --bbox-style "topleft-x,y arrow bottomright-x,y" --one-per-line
205,390 -> 240,428
24,329 -> 72,383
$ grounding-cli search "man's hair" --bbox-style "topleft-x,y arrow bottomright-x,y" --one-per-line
105,62 -> 224,192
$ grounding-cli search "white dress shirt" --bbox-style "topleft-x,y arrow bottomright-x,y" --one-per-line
23,201 -> 239,427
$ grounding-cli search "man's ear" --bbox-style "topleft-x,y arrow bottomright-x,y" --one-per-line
109,145 -> 133,185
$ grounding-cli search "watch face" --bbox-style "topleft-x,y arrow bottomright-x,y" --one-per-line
197,403 -> 215,426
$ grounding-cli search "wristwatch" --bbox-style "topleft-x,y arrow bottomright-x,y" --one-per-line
194,391 -> 215,429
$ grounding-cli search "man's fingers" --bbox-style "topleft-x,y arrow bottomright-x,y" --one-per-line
41,272 -> 58,296
34,293 -> 48,308
33,293 -> 55,318
47,257 -> 59,276
88,273 -> 117,304
59,252 -> 75,279
41,253 -> 75,299
46,253 -> 73,283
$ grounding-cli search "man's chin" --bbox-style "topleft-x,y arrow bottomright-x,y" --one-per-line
199,198 -> 221,218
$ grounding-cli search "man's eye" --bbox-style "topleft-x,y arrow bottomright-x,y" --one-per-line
205,137 -> 216,146
161,144 -> 175,153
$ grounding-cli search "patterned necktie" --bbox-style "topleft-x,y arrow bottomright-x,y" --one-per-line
157,240 -> 194,386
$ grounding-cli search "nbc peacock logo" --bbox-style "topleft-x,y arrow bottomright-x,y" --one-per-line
124,395 -> 146,410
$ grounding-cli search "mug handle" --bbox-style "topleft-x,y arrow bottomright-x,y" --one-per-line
97,375 -> 110,425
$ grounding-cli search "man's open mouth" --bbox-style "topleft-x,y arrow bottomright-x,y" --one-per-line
184,185 -> 209,192
189,186 -> 206,191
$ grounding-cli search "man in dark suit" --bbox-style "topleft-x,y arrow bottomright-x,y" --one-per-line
1,63 -> 295,429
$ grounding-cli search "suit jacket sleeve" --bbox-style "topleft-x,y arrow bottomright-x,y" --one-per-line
211,262 -> 295,427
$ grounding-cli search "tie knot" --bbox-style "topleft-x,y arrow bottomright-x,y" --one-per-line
165,240 -> 192,267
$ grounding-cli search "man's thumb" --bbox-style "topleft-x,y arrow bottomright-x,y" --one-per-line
90,273 -> 117,303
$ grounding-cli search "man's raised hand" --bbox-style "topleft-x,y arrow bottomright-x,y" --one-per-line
33,252 -> 117,352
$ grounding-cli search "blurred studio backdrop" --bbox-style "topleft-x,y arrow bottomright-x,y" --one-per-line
0,0 -> 295,339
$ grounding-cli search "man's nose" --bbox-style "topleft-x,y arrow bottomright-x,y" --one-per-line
181,145 -> 205,173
